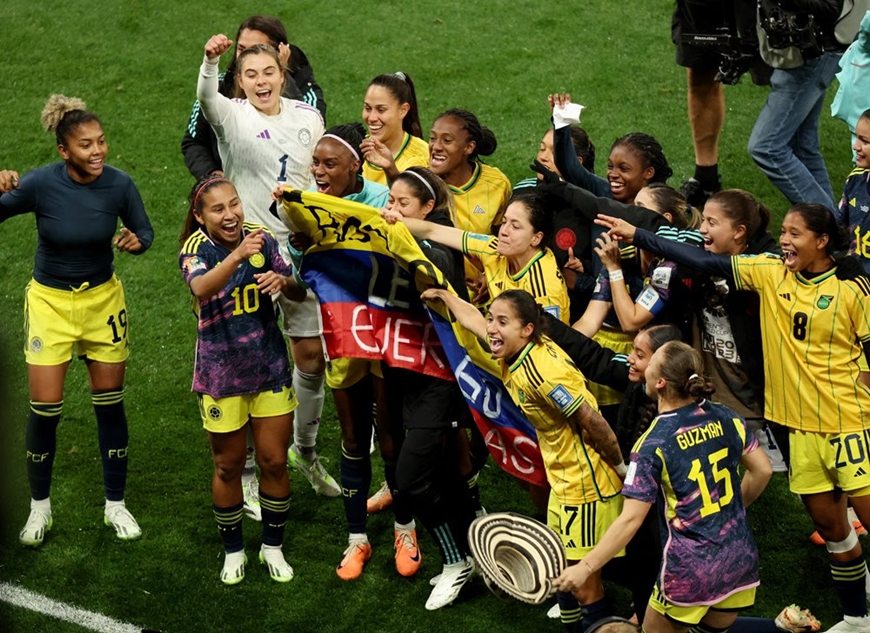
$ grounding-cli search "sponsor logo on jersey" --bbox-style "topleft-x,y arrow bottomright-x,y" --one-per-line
816,294 -> 834,310
472,204 -> 485,215
298,128 -> 313,147
862,204 -> 869,213
256,129 -> 272,140
547,385 -> 574,410
249,253 -> 265,269
850,197 -> 857,207
208,405 -> 223,422
778,292 -> 791,301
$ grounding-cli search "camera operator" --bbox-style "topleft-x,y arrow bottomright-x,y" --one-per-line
672,0 -> 760,208
747,0 -> 867,212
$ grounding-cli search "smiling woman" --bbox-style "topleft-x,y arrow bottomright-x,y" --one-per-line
0,94 -> 154,549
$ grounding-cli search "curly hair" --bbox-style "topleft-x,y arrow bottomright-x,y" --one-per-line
41,94 -> 100,146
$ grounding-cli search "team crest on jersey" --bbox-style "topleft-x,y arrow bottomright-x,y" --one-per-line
816,294 -> 834,310
298,129 -> 313,147
472,204 -> 485,215
548,385 -> 574,409
30,337 -> 43,353
517,389 -> 526,403
207,405 -> 223,422
249,253 -> 265,268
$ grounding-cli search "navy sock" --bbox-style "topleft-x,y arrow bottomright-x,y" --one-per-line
340,445 -> 371,534
729,617 -> 778,632
693,163 -> 720,190
831,554 -> 869,617
92,389 -> 128,501
580,597 -> 611,631
214,501 -> 244,553
260,491 -> 290,547
557,591 -> 582,633
26,401 -> 62,500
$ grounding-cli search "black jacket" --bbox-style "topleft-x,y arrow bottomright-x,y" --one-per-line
181,44 -> 327,180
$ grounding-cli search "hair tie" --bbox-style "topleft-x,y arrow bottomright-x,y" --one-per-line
403,169 -> 436,202
394,71 -> 407,81
322,133 -> 360,162
688,373 -> 699,381
193,176 -> 230,210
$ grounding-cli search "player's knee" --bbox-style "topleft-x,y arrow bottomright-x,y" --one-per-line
212,456 -> 244,483
255,449 -> 288,479
826,525 -> 860,554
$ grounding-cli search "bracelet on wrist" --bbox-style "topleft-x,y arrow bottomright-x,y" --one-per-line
608,269 -> 624,282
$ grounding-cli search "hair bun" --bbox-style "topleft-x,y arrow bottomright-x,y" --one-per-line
41,94 -> 87,133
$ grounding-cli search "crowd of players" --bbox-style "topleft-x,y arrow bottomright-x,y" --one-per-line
3,3 -> 870,632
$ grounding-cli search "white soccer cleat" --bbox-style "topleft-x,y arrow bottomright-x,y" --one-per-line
19,506 -> 52,547
823,615 -> 870,633
242,477 -> 262,521
547,603 -> 561,619
287,444 -> 341,497
220,551 -> 246,585
259,545 -> 294,583
425,558 -> 475,610
104,503 -> 142,541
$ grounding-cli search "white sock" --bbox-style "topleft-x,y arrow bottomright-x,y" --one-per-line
349,532 -> 368,545
105,499 -> 126,511
395,520 -> 415,532
293,367 -> 324,449
31,497 -> 51,512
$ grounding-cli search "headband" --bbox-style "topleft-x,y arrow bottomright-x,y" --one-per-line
322,133 -> 360,162
403,170 -> 436,201
193,176 -> 230,210
688,373 -> 699,381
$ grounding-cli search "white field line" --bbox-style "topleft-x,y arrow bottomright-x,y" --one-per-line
0,582 -> 146,633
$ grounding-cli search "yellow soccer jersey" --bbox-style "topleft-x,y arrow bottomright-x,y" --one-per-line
450,161 -> 512,235
732,254 -> 870,432
503,338 -> 623,504
362,133 -> 429,186
462,232 -> 570,323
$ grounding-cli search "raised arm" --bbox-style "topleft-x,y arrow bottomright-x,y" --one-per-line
600,215 -> 736,279
421,287 -> 489,347
543,311 -> 630,391
196,35 -> 235,128
382,212 -> 465,252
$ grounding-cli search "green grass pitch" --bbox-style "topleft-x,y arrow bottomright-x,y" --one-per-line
0,0 -> 854,631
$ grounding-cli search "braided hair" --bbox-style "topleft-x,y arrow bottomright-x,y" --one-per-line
435,108 -> 498,161
612,132 -> 672,183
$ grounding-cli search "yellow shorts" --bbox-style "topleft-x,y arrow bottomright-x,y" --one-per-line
198,385 -> 298,433
789,429 -> 870,496
326,357 -> 383,390
547,492 -> 624,561
649,584 -> 755,626
24,276 -> 129,366
588,328 -> 633,407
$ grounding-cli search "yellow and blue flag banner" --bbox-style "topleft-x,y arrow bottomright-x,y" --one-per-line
278,189 -> 548,486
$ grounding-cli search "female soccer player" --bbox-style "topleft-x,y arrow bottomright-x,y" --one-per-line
836,108 -> 870,274
421,287 -> 625,631
182,14 -> 327,180
553,341 -> 773,633
289,124 -> 421,582
383,190 -> 569,322
600,204 -> 870,632
0,95 -> 153,547
358,72 -> 428,185
179,176 -> 302,584
196,33 -> 337,501
380,166 -> 480,609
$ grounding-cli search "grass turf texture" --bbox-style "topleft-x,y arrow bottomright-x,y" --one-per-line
0,0 -> 854,631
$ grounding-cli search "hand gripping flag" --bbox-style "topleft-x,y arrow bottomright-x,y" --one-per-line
277,189 -> 548,486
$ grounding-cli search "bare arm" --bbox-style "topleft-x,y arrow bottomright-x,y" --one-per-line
740,445 -> 773,507
393,216 -> 466,252
552,498 -> 651,592
420,287 -> 489,347
188,229 -> 264,300
569,401 -> 624,468
573,299 -> 609,337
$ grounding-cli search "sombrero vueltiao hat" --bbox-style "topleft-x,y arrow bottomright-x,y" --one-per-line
467,512 -> 568,605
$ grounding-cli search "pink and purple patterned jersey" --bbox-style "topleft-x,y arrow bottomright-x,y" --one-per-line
622,399 -> 760,606
179,223 -> 291,398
